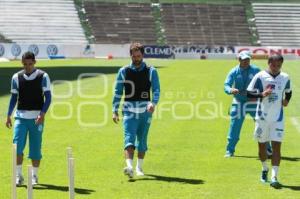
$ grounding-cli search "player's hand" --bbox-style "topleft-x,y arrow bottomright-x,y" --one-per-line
282,99 -> 289,107
231,88 -> 239,95
147,103 -> 155,113
6,116 -> 12,129
35,113 -> 45,125
262,88 -> 272,97
113,112 -> 119,124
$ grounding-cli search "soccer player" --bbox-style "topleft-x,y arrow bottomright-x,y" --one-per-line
6,52 -> 52,186
247,54 -> 292,188
112,43 -> 160,178
224,51 -> 272,157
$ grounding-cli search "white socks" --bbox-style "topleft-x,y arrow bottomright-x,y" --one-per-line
261,161 -> 279,180
16,165 -> 22,176
16,165 -> 39,176
272,166 -> 279,179
261,161 -> 268,171
33,167 -> 39,176
126,159 -> 133,169
126,159 -> 144,169
137,159 -> 143,169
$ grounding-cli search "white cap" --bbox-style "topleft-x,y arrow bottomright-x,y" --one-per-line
238,51 -> 251,60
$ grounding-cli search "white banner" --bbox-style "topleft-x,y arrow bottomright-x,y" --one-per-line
0,43 -> 96,59
236,46 -> 300,59
1,43 -> 300,60
0,43 -> 61,59
93,44 -> 130,58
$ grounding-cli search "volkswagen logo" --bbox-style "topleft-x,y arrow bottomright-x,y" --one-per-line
11,44 -> 21,57
47,45 -> 58,56
28,44 -> 39,56
0,44 -> 5,57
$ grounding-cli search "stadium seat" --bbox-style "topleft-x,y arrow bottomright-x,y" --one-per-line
0,0 -> 87,44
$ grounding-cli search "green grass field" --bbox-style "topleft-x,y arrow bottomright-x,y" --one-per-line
0,58 -> 299,199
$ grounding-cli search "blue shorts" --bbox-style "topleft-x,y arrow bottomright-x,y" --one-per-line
123,111 -> 152,152
13,118 -> 44,160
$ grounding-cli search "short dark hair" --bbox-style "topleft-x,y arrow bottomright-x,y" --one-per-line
22,51 -> 35,61
129,43 -> 144,55
268,54 -> 283,64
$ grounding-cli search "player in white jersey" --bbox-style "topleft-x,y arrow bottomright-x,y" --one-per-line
247,54 -> 292,189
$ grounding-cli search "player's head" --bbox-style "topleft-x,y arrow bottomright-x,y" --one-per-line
22,51 -> 36,71
268,54 -> 283,74
130,42 -> 144,66
238,50 -> 251,68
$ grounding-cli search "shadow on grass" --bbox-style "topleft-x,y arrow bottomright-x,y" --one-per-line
234,155 -> 300,162
0,66 -> 121,97
130,174 -> 204,185
281,157 -> 300,162
0,65 -> 164,97
17,185 -> 27,188
234,155 -> 259,159
32,184 -> 95,194
281,185 -> 300,191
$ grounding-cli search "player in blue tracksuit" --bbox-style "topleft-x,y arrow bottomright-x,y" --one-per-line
112,43 -> 160,178
6,51 -> 52,186
224,51 -> 271,157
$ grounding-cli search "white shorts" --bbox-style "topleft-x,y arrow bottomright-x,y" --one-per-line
254,120 -> 284,143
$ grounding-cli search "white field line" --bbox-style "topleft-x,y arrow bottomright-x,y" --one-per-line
290,117 -> 300,133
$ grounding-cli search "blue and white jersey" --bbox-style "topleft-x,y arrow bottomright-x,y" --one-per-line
247,70 -> 291,122
10,69 -> 51,119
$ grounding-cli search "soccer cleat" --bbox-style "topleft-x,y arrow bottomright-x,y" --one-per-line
32,175 -> 38,186
123,167 -> 134,178
270,177 -> 281,189
136,167 -> 144,176
266,147 -> 273,157
16,175 -> 24,186
261,169 -> 269,183
224,151 -> 234,158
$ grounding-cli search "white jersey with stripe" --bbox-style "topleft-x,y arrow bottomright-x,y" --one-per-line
247,70 -> 291,122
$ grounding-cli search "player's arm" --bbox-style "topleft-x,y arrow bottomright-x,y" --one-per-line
247,90 -> 272,98
283,79 -> 292,107
112,68 -> 125,123
6,76 -> 18,128
36,73 -> 52,124
247,74 -> 272,98
224,69 -> 238,95
148,67 -> 160,113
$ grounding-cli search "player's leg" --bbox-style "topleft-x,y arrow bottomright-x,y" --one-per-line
269,121 -> 284,188
225,103 -> 245,157
136,111 -> 152,176
28,119 -> 43,185
270,141 -> 281,188
258,142 -> 269,182
246,102 -> 273,157
266,142 -> 273,157
123,111 -> 138,178
13,118 -> 28,186
254,119 -> 269,183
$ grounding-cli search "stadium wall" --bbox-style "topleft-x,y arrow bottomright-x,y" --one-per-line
1,43 -> 300,60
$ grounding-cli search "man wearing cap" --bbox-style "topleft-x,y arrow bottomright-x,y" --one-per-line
224,51 -> 272,157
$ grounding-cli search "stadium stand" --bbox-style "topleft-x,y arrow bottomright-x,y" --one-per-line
0,34 -> 11,43
160,3 -> 252,45
0,0 -> 87,44
252,3 -> 300,46
84,2 -> 251,45
84,2 -> 157,44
